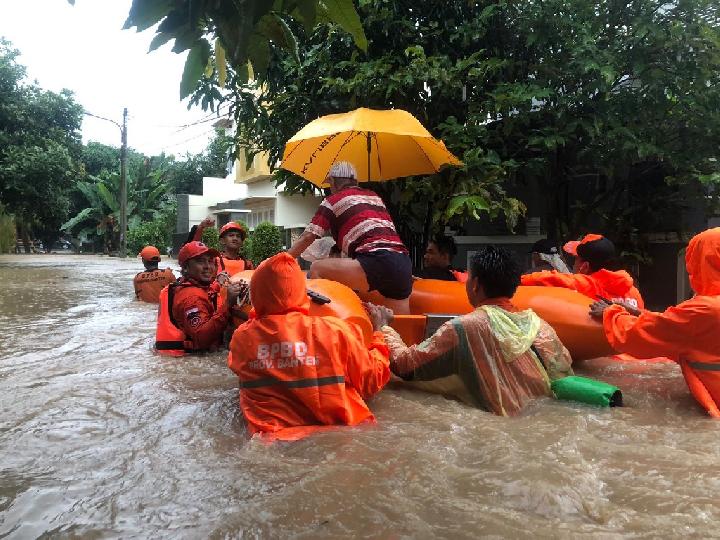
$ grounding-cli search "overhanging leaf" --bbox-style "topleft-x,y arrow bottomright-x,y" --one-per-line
149,32 -> 173,52
246,36 -> 270,79
123,0 -> 172,31
320,0 -> 368,52
215,39 -> 227,87
180,39 -> 211,99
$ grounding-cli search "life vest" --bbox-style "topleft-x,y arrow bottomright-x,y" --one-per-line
155,282 -> 193,357
134,268 -> 176,303
217,255 -> 252,277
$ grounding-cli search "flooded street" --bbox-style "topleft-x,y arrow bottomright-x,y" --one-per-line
1,254 -> 719,538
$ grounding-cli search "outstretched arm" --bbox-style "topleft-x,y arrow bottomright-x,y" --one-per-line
287,231 -> 318,258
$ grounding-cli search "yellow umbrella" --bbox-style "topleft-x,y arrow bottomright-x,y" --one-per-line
281,107 -> 462,187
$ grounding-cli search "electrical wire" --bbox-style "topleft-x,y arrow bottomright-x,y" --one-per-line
82,110 -> 122,128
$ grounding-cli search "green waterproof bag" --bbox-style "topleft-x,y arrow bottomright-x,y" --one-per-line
551,376 -> 623,407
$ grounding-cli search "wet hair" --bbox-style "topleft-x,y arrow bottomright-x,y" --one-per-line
469,246 -> 521,298
431,235 -> 457,258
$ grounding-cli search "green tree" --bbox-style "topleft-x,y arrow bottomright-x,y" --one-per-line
201,226 -> 220,251
123,0 -> 367,99
0,204 -> 15,253
81,142 -> 120,177
62,162 -> 172,251
165,129 -> 234,195
61,173 -> 124,251
0,40 -> 83,250
126,197 -> 177,256
174,0 -> 720,257
248,221 -> 283,265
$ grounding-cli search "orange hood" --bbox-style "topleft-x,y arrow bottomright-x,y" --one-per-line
250,252 -> 310,317
589,268 -> 635,297
686,227 -> 720,296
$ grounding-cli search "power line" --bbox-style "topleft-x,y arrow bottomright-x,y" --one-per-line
170,106 -> 233,133
136,103 -> 233,131
82,110 -> 122,129
156,128 -> 217,153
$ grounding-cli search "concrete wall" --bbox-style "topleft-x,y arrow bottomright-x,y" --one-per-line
245,176 -> 277,198
276,192 -> 323,229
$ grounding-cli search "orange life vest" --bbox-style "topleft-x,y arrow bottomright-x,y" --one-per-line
155,283 -> 194,356
217,255 -> 252,277
155,281 -> 224,356
134,268 -> 176,303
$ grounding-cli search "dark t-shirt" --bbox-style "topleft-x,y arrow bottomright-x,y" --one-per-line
417,266 -> 457,281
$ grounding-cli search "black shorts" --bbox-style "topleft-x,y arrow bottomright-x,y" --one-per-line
355,250 -> 413,300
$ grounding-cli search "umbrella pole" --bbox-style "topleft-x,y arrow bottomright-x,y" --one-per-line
366,131 -> 371,182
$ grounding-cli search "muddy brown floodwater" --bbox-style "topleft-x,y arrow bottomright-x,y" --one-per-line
1,254 -> 719,538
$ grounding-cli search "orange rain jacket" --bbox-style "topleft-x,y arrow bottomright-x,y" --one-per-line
134,268 -> 176,303
522,268 -> 645,309
228,252 -> 391,441
601,228 -> 720,416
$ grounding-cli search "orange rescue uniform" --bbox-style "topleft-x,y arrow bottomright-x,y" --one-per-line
216,255 -> 253,277
601,228 -> 720,416
522,268 -> 645,309
228,252 -> 390,441
170,278 -> 231,352
134,268 -> 176,303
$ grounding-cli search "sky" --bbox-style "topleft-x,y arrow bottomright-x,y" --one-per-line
0,0 -> 227,157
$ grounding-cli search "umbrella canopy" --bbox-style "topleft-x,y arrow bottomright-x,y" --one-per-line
281,107 -> 462,187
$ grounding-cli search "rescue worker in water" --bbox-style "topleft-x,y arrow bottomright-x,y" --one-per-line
227,252 -> 391,441
521,233 -> 644,309
134,245 -> 176,303
155,241 -> 245,356
590,227 -> 720,417
191,218 -> 254,277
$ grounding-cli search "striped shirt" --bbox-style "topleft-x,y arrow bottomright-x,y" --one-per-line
305,187 -> 408,257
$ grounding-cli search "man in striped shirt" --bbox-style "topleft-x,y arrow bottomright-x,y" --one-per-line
287,161 -> 413,314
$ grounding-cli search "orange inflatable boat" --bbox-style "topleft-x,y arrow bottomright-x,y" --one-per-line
230,273 -> 615,361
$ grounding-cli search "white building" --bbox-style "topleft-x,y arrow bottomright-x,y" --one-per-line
176,148 -> 323,247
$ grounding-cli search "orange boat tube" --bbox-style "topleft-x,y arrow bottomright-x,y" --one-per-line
232,272 -> 614,361
360,279 -> 614,361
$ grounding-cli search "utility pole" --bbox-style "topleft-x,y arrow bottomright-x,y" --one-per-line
119,107 -> 128,258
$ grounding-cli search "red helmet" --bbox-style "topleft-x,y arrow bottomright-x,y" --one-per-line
178,241 -> 220,266
219,222 -> 247,239
138,245 -> 161,261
